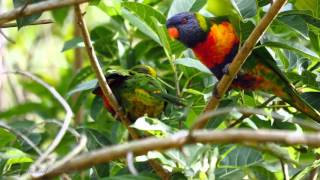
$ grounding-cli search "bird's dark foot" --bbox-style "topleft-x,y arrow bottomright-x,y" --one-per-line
222,63 -> 231,75
212,84 -> 221,99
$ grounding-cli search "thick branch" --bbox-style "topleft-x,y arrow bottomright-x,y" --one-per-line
73,5 -> 169,179
34,129 -> 320,179
191,0 -> 288,130
0,0 -> 88,25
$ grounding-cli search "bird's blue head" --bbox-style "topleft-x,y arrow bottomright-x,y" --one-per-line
166,12 -> 208,48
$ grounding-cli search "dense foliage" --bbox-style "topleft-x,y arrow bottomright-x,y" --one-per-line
1,0 -> 320,179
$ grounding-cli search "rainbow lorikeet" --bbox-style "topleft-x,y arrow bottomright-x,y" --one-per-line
93,65 -> 169,121
166,12 -> 320,122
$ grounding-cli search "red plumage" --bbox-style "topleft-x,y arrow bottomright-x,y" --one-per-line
192,21 -> 239,69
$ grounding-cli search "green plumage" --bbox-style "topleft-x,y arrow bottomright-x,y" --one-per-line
93,65 -> 177,121
112,71 -> 166,120
248,47 -> 320,122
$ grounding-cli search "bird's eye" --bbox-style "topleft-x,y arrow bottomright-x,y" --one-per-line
181,18 -> 188,24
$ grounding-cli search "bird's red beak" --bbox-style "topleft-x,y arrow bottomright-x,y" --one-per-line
167,27 -> 179,39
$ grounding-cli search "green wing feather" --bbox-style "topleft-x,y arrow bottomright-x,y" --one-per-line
252,46 -> 320,122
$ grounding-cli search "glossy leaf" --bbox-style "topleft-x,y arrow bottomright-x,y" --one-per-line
175,58 -> 212,74
0,127 -> 16,148
67,79 -> 97,97
231,0 -> 257,19
261,41 -> 320,59
167,0 -> 207,18
121,8 -> 160,44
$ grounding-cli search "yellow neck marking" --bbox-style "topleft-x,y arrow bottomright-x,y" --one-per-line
195,13 -> 208,31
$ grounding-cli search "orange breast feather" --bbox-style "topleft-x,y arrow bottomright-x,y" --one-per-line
192,22 -> 239,68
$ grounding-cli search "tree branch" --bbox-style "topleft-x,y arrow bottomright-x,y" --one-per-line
73,5 -> 169,179
191,0 -> 288,130
73,5 -> 136,139
0,121 -> 42,155
33,129 -> 320,179
227,96 -> 276,128
0,0 -> 88,25
4,70 -> 74,175
0,19 -> 53,28
195,107 -> 320,131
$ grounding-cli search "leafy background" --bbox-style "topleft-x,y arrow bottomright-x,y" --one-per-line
0,0 -> 320,179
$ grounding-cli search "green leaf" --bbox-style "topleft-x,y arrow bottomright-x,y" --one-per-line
175,58 -> 212,74
150,17 -> 172,58
67,79 -> 97,97
294,0 -> 320,17
301,71 -> 320,90
276,14 -> 309,37
131,117 -> 172,136
90,26 -> 118,58
257,0 -> 270,7
216,146 -> 262,179
301,92 -> 320,111
68,66 -> 94,90
278,10 -> 320,29
190,0 -> 208,12
121,8 -> 160,44
51,7 -> 70,25
13,0 -> 43,29
220,146 -> 262,167
309,30 -> 320,53
96,0 -> 121,16
206,0 -> 237,16
238,20 -> 255,43
215,167 -> 245,180
167,0 -> 207,18
0,102 -> 49,119
0,127 -> 16,148
1,148 -> 33,172
121,2 -> 168,46
248,166 -> 276,180
261,41 -> 320,59
122,2 -> 166,24
292,158 -> 320,180
231,0 -> 257,19
61,37 -> 85,52
90,96 -> 107,121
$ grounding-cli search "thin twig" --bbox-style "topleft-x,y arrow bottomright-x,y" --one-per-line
227,96 -> 276,128
37,120 -> 81,139
196,107 -> 320,131
309,155 -> 320,180
32,129 -> 320,179
127,152 -> 138,175
73,5 -> 169,179
0,0 -> 88,25
292,158 -> 320,180
281,160 -> 290,180
45,135 -> 87,174
0,19 -> 53,28
4,70 -> 74,174
0,29 -> 15,43
0,121 -> 42,155
191,0 -> 288,130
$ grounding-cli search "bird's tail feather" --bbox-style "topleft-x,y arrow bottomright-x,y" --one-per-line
284,88 -> 320,123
